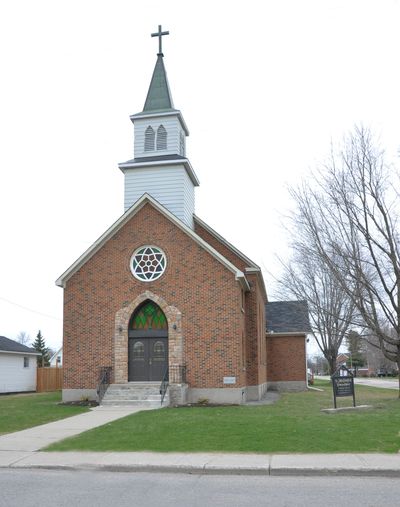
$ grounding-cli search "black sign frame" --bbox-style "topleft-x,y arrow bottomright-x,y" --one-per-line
331,365 -> 356,409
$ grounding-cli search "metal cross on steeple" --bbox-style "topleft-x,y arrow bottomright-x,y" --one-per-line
151,25 -> 169,56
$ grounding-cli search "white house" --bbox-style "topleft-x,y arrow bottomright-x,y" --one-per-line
49,346 -> 63,367
0,336 -> 41,393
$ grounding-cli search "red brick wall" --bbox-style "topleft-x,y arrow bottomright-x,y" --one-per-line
244,273 -> 267,386
63,203 -> 246,390
194,221 -> 267,387
266,335 -> 306,382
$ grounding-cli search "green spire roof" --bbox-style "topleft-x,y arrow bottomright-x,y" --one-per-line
143,55 -> 174,112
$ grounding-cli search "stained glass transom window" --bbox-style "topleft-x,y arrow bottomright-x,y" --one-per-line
131,246 -> 166,282
130,301 -> 168,330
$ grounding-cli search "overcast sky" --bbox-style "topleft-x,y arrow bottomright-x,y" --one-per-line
1,0 -> 399,350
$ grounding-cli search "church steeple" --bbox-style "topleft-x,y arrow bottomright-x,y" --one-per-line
143,26 -> 174,112
143,54 -> 174,112
118,26 -> 199,229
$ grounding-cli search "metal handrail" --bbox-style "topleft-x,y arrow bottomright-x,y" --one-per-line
97,366 -> 112,403
160,366 -> 169,406
159,365 -> 187,406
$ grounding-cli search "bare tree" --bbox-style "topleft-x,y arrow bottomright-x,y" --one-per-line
16,331 -> 31,346
276,244 -> 355,374
289,126 -> 400,393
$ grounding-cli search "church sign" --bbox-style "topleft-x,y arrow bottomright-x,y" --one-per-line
331,365 -> 356,408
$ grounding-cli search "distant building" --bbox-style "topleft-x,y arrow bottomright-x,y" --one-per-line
0,336 -> 41,393
336,353 -> 349,368
49,347 -> 63,367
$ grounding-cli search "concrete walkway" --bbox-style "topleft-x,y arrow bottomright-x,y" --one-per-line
0,405 -> 400,476
0,405 -> 150,452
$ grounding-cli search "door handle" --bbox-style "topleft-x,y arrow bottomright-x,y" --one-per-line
149,359 -> 152,365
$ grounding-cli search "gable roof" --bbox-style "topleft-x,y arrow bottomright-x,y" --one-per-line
194,215 -> 267,300
193,215 -> 260,269
56,193 -> 250,291
0,336 -> 40,355
266,300 -> 311,334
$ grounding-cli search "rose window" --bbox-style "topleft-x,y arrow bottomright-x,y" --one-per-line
131,246 -> 166,282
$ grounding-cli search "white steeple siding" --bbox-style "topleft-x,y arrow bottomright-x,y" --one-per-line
133,113 -> 187,158
123,164 -> 195,228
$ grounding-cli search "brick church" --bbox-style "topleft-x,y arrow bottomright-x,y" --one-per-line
56,27 -> 310,405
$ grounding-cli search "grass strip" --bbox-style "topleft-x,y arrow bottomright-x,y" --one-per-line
46,381 -> 400,453
0,391 -> 90,435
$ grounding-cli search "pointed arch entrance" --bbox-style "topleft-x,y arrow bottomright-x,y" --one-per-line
128,300 -> 168,381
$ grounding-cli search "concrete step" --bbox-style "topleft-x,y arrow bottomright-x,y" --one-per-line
103,394 -> 162,401
109,383 -> 160,389
101,382 -> 169,408
101,398 -> 168,408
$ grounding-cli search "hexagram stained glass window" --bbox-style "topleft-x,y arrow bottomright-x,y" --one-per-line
131,246 -> 166,282
130,301 -> 168,330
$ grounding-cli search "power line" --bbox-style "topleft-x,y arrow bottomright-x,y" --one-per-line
0,296 -> 61,321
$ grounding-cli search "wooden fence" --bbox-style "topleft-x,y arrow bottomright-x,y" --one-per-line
36,367 -> 63,392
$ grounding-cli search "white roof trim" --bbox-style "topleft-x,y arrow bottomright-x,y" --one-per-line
0,350 -> 41,356
118,158 -> 200,187
193,215 -> 265,297
266,332 -> 308,337
194,216 -> 260,269
56,194 -> 249,290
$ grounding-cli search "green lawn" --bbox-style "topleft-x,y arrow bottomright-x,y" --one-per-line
46,381 -> 400,453
0,392 -> 90,435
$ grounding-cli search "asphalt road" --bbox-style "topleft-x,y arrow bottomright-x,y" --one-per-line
0,469 -> 399,507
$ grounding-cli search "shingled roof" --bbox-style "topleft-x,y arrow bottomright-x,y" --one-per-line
0,336 -> 39,354
266,300 -> 311,334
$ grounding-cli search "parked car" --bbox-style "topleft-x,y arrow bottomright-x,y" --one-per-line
377,367 -> 399,377
376,368 -> 388,377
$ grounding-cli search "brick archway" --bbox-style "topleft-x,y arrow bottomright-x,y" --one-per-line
114,291 -> 182,383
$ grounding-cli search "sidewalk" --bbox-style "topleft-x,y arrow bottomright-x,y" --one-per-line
0,406 -> 399,476
0,405 -> 149,452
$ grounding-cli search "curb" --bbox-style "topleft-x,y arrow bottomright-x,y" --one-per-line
3,462 -> 400,477
2,450 -> 400,477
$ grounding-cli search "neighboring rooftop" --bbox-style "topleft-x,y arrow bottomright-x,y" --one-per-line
0,335 -> 38,354
266,301 -> 311,334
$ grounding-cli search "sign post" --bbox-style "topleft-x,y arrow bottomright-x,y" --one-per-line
331,365 -> 356,409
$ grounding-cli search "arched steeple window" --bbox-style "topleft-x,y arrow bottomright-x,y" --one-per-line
156,125 -> 167,151
144,126 -> 155,151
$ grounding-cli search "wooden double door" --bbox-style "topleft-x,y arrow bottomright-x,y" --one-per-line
128,333 -> 168,382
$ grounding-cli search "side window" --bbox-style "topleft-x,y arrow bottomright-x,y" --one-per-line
156,125 -> 167,150
23,357 -> 29,368
144,126 -> 155,151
